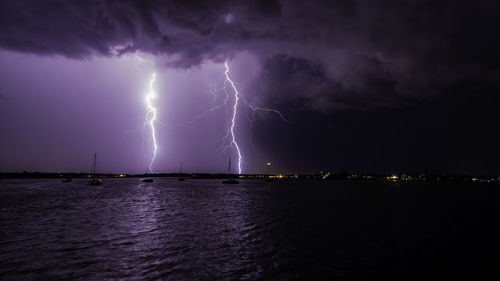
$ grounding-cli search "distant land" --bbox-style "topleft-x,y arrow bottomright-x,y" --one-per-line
1,171 -> 499,184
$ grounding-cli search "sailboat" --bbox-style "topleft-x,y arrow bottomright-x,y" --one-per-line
178,162 -> 185,181
141,176 -> 154,183
222,157 -> 239,184
62,168 -> 72,183
141,167 -> 154,182
88,153 -> 102,185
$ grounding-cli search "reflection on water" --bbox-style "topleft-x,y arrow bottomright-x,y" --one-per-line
1,179 -> 500,280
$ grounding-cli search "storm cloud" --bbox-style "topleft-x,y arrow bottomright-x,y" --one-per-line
1,0 -> 499,110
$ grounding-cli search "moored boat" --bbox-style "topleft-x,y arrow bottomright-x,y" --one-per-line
222,157 -> 239,184
88,153 -> 102,186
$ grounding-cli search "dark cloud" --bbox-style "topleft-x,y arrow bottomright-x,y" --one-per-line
1,0 -> 499,110
252,55 -> 412,112
252,83 -> 500,175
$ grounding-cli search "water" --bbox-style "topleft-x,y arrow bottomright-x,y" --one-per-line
1,179 -> 499,280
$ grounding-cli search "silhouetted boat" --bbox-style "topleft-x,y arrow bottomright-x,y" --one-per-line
222,157 -> 239,184
223,178 -> 239,184
61,168 -> 72,183
178,162 -> 185,181
141,168 -> 154,183
88,153 -> 102,186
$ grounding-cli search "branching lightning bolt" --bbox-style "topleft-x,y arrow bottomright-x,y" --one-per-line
144,72 -> 158,173
248,106 -> 291,123
223,60 -> 243,174
178,60 -> 290,174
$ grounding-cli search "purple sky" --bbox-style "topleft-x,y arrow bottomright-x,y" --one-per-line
0,0 -> 499,174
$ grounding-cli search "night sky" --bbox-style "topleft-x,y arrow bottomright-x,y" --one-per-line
0,0 -> 499,174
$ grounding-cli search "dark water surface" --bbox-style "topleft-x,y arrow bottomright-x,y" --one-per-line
1,179 -> 500,280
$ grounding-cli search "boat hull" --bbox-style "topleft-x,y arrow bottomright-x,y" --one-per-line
222,179 -> 239,184
88,179 -> 102,185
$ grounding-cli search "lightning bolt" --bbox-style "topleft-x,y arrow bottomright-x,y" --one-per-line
178,60 -> 290,174
144,72 -> 158,173
248,106 -> 291,124
223,60 -> 243,174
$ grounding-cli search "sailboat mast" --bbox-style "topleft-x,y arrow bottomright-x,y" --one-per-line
92,153 -> 97,175
228,157 -> 231,174
180,162 -> 183,174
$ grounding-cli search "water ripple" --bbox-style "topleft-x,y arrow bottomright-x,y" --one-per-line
1,179 -> 500,280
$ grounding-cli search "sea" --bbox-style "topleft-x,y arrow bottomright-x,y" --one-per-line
1,178 -> 499,280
